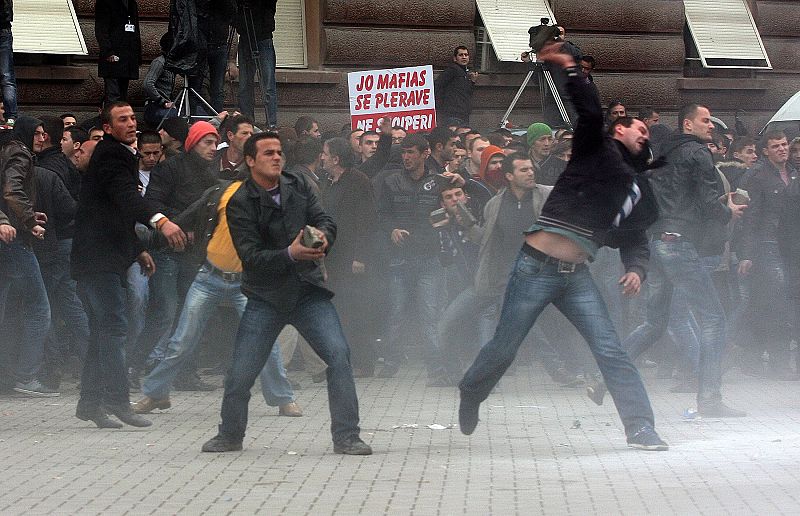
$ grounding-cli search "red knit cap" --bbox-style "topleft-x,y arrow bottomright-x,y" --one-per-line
479,145 -> 507,190
184,121 -> 219,152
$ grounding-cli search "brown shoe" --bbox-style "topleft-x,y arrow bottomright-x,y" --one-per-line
278,401 -> 303,417
133,396 -> 171,414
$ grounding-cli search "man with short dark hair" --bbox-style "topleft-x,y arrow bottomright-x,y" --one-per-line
61,126 -> 88,163
738,132 -> 797,378
376,134 -> 449,382
135,122 -> 221,390
295,116 -> 321,139
358,131 -> 380,164
320,137 -> 378,377
459,44 -> 668,451
434,46 -> 478,126
71,101 -> 186,428
638,108 -> 660,128
439,153 -> 552,380
60,114 -> 77,128
618,103 -> 747,418
214,114 -> 254,180
201,132 -> 371,455
426,127 -> 459,174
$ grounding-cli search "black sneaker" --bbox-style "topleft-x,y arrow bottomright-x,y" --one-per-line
459,393 -> 480,435
333,436 -> 373,455
627,426 -> 669,451
698,401 -> 747,418
201,434 -> 243,452
586,380 -> 606,406
13,379 -> 60,397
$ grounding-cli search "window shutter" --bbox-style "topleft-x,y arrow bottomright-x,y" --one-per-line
12,0 -> 87,55
683,0 -> 771,69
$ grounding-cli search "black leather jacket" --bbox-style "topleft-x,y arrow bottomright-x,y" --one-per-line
226,171 -> 336,311
534,70 -> 659,280
0,116 -> 43,244
649,133 -> 732,244
145,150 -> 219,219
740,160 -> 798,261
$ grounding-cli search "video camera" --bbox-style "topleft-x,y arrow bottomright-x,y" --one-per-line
529,18 -> 562,53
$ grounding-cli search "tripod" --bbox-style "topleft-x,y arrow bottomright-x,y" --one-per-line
239,4 -> 272,126
500,60 -> 572,129
157,74 -> 219,130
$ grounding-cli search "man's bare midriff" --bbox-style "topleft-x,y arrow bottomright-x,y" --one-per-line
525,231 -> 589,264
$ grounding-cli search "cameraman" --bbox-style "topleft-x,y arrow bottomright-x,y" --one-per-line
435,46 -> 478,127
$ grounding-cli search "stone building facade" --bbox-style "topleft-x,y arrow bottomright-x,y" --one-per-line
13,0 -> 800,132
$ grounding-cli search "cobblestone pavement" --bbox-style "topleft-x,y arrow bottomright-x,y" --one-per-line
1,363 -> 800,515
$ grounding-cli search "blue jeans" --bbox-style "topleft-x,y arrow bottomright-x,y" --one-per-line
237,37 -> 277,127
0,240 -> 51,381
624,240 -> 726,403
136,251 -> 198,367
144,103 -> 178,128
142,265 -> 293,405
39,239 -> 89,368
76,273 -> 130,409
0,28 -> 18,119
125,261 -> 150,360
218,291 -> 360,443
386,255 -> 446,374
460,250 -> 655,436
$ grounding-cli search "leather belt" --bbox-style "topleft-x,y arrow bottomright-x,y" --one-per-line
522,243 -> 583,273
204,261 -> 242,282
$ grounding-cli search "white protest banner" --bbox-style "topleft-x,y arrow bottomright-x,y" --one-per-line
347,65 -> 436,133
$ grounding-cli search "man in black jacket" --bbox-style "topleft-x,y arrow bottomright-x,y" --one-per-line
622,104 -> 747,418
738,132 -> 797,378
0,116 -> 53,396
71,101 -> 186,429
94,0 -> 141,103
434,46 -> 477,126
202,132 -> 371,455
458,42 -> 668,451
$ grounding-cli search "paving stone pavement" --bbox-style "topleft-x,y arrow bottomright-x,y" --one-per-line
2,363 -> 800,515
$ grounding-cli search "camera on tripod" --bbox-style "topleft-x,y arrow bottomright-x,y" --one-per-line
528,18 -> 561,54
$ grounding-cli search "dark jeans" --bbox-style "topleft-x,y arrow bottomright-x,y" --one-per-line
76,273 -> 130,410
187,43 -> 228,113
749,242 -> 792,366
143,103 -> 178,129
218,291 -> 361,444
0,27 -> 18,119
0,240 -> 51,381
460,249 -> 655,436
104,78 -> 130,103
237,37 -> 277,127
39,239 -> 89,369
329,271 -> 377,373
624,239 -> 726,404
386,255 -> 446,375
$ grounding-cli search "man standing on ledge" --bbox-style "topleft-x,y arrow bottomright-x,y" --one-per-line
201,132 -> 371,455
458,42 -> 669,451
71,101 -> 186,429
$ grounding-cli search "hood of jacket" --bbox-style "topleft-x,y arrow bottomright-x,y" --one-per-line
12,115 -> 44,153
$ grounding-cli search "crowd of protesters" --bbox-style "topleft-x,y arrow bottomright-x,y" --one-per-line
2,3 -> 800,452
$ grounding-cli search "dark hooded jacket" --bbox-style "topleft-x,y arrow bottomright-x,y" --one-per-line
534,72 -> 659,279
0,115 -> 42,245
434,62 -> 473,123
650,132 -> 731,245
